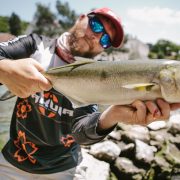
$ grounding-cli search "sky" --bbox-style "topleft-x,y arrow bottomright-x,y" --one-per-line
0,0 -> 180,44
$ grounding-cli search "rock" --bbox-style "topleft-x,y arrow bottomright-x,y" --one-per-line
150,140 -> 163,150
165,143 -> 180,166
150,129 -> 171,143
108,130 -> 121,141
76,148 -> 110,180
154,156 -> 172,173
144,168 -> 155,180
117,122 -> 132,131
89,141 -> 121,162
117,141 -> 135,157
147,121 -> 167,131
167,114 -> 180,135
122,125 -> 150,143
135,139 -> 156,164
118,142 -> 135,152
169,135 -> 180,148
170,109 -> 180,115
114,157 -> 146,180
85,110 -> 180,179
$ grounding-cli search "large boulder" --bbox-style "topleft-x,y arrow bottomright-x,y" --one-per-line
149,129 -> 174,146
89,141 -> 121,162
114,157 -> 146,180
147,121 -> 167,131
75,149 -> 110,180
121,125 -> 150,143
108,130 -> 121,141
167,114 -> 180,135
135,139 -> 156,164
116,141 -> 135,157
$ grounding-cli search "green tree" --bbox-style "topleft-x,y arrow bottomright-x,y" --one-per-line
33,3 -> 57,37
0,16 -> 9,32
9,12 -> 22,36
56,0 -> 78,32
149,39 -> 180,60
21,21 -> 29,33
32,1 -> 78,37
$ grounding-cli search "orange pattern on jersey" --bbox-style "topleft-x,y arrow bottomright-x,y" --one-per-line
38,92 -> 59,118
60,135 -> 75,148
14,131 -> 38,164
16,99 -> 32,119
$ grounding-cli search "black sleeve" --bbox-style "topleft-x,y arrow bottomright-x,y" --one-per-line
0,34 -> 42,86
0,34 -> 40,60
71,105 -> 116,145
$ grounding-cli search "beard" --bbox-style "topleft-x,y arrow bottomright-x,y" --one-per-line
68,26 -> 97,58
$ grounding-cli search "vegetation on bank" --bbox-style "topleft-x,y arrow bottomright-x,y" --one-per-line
0,0 -> 78,37
148,40 -> 180,60
0,13 -> 29,36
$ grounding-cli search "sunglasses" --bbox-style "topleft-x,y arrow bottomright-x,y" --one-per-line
88,15 -> 111,49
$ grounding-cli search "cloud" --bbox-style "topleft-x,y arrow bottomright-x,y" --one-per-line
127,7 -> 180,24
124,7 -> 180,44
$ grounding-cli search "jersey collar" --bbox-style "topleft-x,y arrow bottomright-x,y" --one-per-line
56,32 -> 75,64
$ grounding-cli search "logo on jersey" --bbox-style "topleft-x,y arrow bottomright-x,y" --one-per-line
60,135 -> 75,147
14,131 -> 38,164
16,99 -> 32,119
38,92 -> 59,118
32,92 -> 74,119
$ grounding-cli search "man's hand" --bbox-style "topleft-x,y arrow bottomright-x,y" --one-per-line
98,99 -> 180,131
0,58 -> 52,98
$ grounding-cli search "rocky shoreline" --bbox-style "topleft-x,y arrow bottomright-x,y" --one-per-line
80,110 -> 180,180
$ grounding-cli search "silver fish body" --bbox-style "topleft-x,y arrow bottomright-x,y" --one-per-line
45,58 -> 180,106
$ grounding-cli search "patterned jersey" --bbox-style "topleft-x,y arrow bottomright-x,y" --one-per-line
0,33 -> 114,174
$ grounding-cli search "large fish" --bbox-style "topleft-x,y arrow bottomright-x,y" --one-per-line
44,57 -> 180,107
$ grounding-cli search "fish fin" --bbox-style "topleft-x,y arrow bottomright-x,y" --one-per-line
47,57 -> 95,73
0,90 -> 16,101
74,56 -> 95,62
122,83 -> 157,91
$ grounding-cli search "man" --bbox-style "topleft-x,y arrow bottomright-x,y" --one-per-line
0,7 -> 179,180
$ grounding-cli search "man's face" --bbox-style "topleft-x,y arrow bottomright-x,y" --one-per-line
68,14 -> 115,58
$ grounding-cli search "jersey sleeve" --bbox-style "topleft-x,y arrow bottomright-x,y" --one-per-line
71,105 -> 116,145
0,34 -> 42,60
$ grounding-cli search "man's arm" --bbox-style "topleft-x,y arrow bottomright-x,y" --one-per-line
0,59 -> 51,97
71,105 -> 115,145
97,99 -> 180,131
0,35 -> 37,60
71,99 -> 180,146
0,34 -> 52,97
